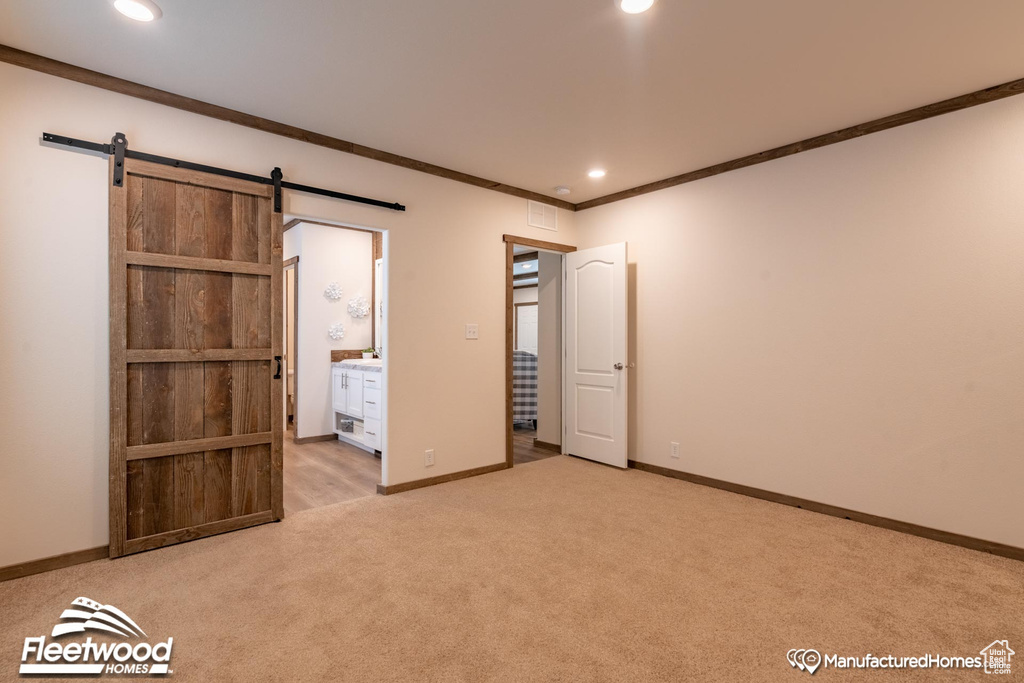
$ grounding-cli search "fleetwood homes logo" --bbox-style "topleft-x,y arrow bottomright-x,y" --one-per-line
20,597 -> 173,676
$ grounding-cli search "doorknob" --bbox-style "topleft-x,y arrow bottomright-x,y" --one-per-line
274,356 -> 282,379
614,363 -> 624,370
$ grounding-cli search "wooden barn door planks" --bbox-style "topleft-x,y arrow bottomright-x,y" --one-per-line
109,157 -> 283,558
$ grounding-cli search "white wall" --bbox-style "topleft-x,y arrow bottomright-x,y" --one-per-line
513,287 -> 537,305
0,62 -> 576,567
576,94 -> 1024,549
284,265 -> 296,428
536,252 -> 562,445
284,222 -> 373,438
512,256 -> 561,444
285,266 -> 296,401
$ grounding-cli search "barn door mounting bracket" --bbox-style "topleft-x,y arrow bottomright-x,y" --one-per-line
111,132 -> 127,187
271,167 -> 283,213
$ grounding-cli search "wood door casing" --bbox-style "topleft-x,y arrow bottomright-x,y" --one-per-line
110,158 -> 283,557
502,235 -> 576,467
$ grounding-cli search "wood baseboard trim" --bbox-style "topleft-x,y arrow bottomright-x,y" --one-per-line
0,545 -> 109,583
0,44 -> 573,212
293,433 -> 338,445
628,460 -> 1024,563
533,439 -> 561,453
377,462 -> 509,495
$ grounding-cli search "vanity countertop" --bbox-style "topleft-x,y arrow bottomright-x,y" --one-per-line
332,359 -> 382,373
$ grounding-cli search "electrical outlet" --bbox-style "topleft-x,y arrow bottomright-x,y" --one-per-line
425,449 -> 435,467
465,323 -> 479,340
670,442 -> 681,459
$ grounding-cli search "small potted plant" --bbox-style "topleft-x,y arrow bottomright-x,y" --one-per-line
362,347 -> 375,360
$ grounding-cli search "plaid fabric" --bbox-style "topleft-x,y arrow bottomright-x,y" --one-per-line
512,350 -> 538,424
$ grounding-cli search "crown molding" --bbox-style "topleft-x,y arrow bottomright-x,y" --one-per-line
576,75 -> 1024,210
5,43 -> 1024,215
0,44 -> 575,212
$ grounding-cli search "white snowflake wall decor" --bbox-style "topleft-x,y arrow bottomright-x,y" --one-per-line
348,295 -> 370,319
324,282 -> 343,301
328,323 -> 345,341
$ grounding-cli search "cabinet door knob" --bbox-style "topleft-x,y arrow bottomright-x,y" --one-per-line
613,363 -> 624,370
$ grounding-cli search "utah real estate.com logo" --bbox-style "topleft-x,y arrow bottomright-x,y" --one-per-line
20,597 -> 173,676
787,641 -> 1014,675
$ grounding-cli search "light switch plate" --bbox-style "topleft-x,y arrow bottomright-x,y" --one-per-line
465,324 -> 479,340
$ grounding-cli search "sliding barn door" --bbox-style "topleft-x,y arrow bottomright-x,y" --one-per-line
109,157 -> 283,558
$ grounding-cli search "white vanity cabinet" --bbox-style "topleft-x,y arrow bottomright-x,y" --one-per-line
331,366 -> 364,418
344,370 -> 364,418
331,367 -> 346,413
363,417 -> 381,450
331,361 -> 383,453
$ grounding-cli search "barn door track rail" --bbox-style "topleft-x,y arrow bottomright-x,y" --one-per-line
42,131 -> 406,213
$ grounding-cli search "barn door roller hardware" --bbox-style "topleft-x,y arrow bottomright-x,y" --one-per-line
41,131 -> 407,213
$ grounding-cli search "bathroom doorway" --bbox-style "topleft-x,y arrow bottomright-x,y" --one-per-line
281,217 -> 387,514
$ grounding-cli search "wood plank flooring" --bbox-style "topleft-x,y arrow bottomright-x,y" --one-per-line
286,425 -> 547,514
283,431 -> 380,516
513,426 -> 559,465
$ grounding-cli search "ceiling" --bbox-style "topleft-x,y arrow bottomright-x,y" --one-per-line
3,1 -> 1024,203
512,245 -> 539,283
513,260 -> 538,278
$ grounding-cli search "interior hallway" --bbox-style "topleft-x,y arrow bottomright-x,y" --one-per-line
283,431 -> 380,515
512,425 -> 559,465
2,457 -> 1019,682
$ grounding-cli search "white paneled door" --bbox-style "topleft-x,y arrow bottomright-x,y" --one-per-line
563,243 -> 628,468
516,303 -> 539,354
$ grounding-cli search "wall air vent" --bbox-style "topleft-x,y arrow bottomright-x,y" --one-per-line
527,200 -> 558,231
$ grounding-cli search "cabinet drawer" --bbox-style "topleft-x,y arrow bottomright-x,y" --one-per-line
362,373 -> 382,389
363,418 -> 382,450
363,388 -> 382,419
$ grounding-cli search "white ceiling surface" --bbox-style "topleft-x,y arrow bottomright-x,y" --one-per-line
3,1 -> 1024,203
513,260 -> 539,277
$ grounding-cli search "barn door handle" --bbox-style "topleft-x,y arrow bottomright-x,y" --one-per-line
274,356 -> 282,379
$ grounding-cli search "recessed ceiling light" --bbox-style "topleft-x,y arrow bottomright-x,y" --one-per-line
114,0 -> 162,22
554,186 -> 571,195
588,169 -> 607,179
617,0 -> 655,13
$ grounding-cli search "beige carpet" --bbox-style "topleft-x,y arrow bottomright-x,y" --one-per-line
1,456 -> 1021,682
